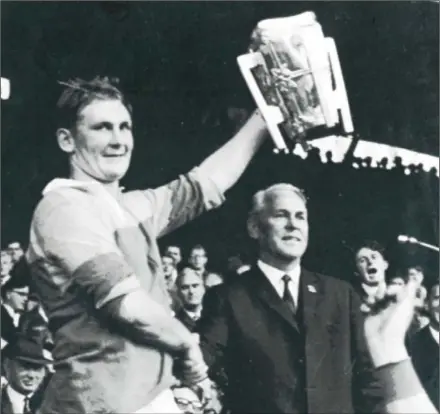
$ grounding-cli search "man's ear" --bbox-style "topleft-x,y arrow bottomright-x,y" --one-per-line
56,128 -> 75,154
384,260 -> 389,271
247,216 -> 260,240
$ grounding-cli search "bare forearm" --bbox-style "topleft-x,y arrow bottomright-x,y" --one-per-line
106,291 -> 196,355
198,110 -> 267,193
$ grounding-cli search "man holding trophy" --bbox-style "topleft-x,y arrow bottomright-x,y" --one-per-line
26,76 -> 267,414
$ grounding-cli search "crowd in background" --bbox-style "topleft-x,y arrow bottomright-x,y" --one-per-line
1,221 -> 438,414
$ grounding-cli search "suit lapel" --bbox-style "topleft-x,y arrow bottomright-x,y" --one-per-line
1,386 -> 14,414
251,267 -> 300,332
299,269 -> 325,333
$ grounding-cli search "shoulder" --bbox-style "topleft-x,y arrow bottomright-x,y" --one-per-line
306,269 -> 353,291
32,187 -> 95,226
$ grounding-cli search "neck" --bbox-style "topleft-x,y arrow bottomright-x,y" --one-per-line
259,252 -> 301,272
70,165 -> 120,198
184,304 -> 202,313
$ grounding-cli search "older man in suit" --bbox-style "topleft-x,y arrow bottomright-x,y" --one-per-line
198,183 -> 382,414
1,335 -> 52,414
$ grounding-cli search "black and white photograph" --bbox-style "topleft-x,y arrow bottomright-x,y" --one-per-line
1,1 -> 439,413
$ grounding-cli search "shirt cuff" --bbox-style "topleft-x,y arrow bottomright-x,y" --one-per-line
189,167 -> 226,211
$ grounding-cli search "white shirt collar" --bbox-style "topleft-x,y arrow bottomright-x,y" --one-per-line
6,385 -> 32,413
429,325 -> 439,344
3,303 -> 20,327
257,260 -> 301,303
184,308 -> 202,320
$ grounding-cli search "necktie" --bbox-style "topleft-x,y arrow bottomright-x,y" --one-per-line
24,396 -> 31,414
282,274 -> 296,314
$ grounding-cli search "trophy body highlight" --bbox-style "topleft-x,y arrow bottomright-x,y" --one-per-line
237,12 -> 353,152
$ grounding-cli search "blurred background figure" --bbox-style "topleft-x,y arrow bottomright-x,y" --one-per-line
408,278 -> 439,411
7,242 -> 24,265
162,254 -> 181,313
226,255 -> 250,276
162,254 -> 178,291
165,245 -> 183,270
188,245 -> 209,280
354,240 -> 388,300
18,293 -> 52,353
1,278 -> 29,346
175,268 -> 205,332
204,272 -> 224,289
172,386 -> 204,414
1,335 -> 52,414
1,250 -> 13,286
408,266 -> 425,284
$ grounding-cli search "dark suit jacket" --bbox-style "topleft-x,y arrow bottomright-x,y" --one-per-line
1,305 -> 19,344
408,325 -> 439,410
1,374 -> 51,414
198,267 -> 382,414
175,308 -> 199,333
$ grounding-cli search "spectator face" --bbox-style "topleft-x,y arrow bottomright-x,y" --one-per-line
178,269 -> 205,309
355,248 -> 388,285
204,272 -> 223,288
389,277 -> 405,287
428,284 -> 439,328
189,248 -> 208,272
7,243 -> 23,263
4,358 -> 46,395
60,99 -> 134,183
173,386 -> 204,414
408,267 -> 424,284
254,190 -> 309,264
1,251 -> 13,278
162,256 -> 176,289
166,246 -> 182,265
5,286 -> 29,313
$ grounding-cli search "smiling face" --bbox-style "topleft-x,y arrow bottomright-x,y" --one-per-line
4,359 -> 46,395
355,247 -> 388,285
251,189 -> 309,268
58,99 -> 133,184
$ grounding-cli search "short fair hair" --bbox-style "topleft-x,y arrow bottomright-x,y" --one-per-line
56,76 -> 132,130
249,184 -> 307,220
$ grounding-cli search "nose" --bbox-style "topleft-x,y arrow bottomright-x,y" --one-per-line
285,215 -> 296,230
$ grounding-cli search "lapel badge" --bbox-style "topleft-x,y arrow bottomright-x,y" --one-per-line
307,285 -> 317,293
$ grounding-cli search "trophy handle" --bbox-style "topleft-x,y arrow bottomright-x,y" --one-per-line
325,38 -> 354,134
237,52 -> 288,152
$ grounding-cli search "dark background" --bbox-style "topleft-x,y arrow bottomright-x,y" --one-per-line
1,1 -> 438,280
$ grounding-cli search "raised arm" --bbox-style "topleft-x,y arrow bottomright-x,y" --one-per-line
198,109 -> 267,193
362,280 -> 438,414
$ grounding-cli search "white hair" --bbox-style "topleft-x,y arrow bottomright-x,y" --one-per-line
250,183 -> 307,218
